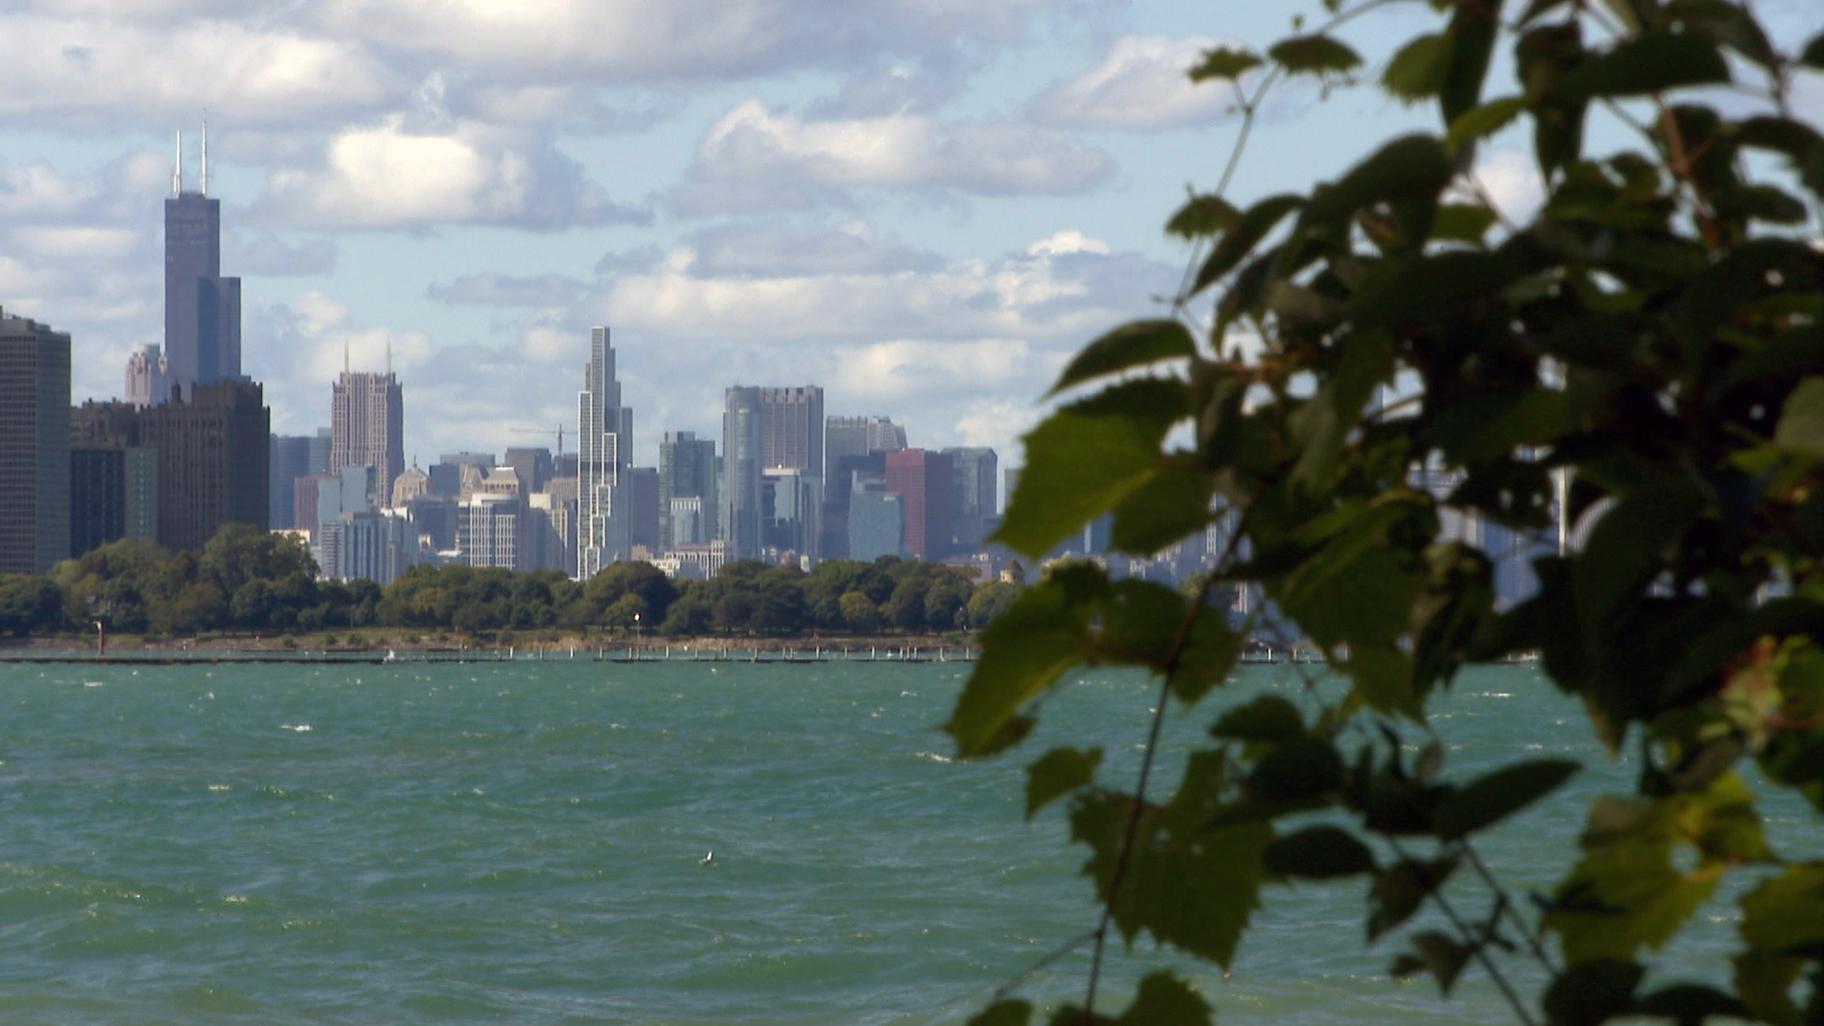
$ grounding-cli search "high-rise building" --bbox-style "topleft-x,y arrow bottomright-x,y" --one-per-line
73,380 -> 268,552
162,124 -> 241,395
124,344 -> 169,408
69,413 -> 158,552
504,447 -> 555,495
848,483 -> 903,562
761,467 -> 821,559
824,415 -> 905,484
269,434 -> 314,530
577,327 -> 634,578
884,449 -> 954,561
0,308 -> 70,574
329,365 -> 404,508
759,386 -> 824,476
319,510 -> 416,584
944,446 -> 999,552
429,451 -> 494,498
625,467 -> 661,554
721,387 -> 763,560
390,464 -> 430,506
658,430 -> 718,550
463,493 -> 523,570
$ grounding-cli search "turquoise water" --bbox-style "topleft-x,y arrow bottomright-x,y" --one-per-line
0,660 -> 1803,1024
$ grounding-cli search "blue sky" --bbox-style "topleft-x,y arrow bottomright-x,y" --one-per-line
2,0 -> 1818,470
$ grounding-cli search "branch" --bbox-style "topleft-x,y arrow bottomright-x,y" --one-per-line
1388,838 -> 1541,1026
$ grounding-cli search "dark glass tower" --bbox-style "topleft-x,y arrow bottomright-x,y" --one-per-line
164,128 -> 241,395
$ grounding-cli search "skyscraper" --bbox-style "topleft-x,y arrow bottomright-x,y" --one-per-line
943,446 -> 999,551
577,327 -> 634,578
658,430 -> 718,548
0,307 -> 71,574
758,386 -> 824,475
162,124 -> 241,395
269,434 -> 314,529
329,363 -> 405,508
124,344 -> 168,408
721,387 -> 763,560
885,449 -> 954,561
824,415 -> 906,484
73,380 -> 269,551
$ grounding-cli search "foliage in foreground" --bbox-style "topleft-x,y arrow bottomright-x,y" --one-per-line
947,2 -> 1824,1023
0,524 -> 1013,640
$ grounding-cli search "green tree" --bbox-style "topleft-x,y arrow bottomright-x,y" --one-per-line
0,575 -> 60,636
963,581 -> 1019,629
946,4 -> 1824,1025
839,590 -> 883,634
884,575 -> 930,632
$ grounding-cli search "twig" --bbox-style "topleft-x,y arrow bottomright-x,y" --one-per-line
991,928 -> 1100,1003
1388,838 -> 1540,1026
1462,841 -> 1559,974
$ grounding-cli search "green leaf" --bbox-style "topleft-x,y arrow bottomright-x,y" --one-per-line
1446,96 -> 1529,155
1631,984 -> 1745,1026
1269,34 -> 1362,77
1167,194 -> 1240,238
1408,930 -> 1473,994
945,574 -> 1100,757
1432,203 -> 1499,242
1663,0 -> 1776,68
1264,825 -> 1377,879
1383,33 -> 1452,103
1290,331 -> 1392,491
1302,134 -> 1453,227
1211,694 -> 1305,743
1108,462 -> 1217,556
1553,34 -> 1730,100
1546,776 -> 1761,963
1114,971 -> 1212,1026
1246,737 -> 1344,803
1774,377 -> 1824,458
967,1000 -> 1033,1026
1797,30 -> 1824,70
1026,746 -> 1103,819
1369,857 -> 1457,940
1050,320 -> 1197,397
1434,759 -> 1579,839
1440,0 -> 1502,124
1071,785 -> 1271,968
1192,193 -> 1303,292
1739,864 -> 1824,955
996,381 -> 1187,558
1190,46 -> 1262,82
1543,958 -> 1643,1026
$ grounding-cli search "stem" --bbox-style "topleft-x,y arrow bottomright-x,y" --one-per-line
991,928 -> 1099,1003
1462,841 -> 1559,974
1389,839 -> 1540,1026
1082,509 -> 1254,1020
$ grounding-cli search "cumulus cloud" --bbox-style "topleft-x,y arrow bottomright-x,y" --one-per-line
672,100 -> 1115,212
261,117 -> 650,230
313,0 -> 1053,81
0,15 -> 396,127
685,220 -> 941,277
1029,35 -> 1240,130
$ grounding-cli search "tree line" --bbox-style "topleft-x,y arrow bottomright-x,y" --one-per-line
0,523 -> 1021,639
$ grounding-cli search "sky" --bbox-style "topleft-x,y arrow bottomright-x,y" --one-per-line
2,0 -> 1819,472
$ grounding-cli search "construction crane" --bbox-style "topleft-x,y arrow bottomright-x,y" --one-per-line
507,424 -> 565,460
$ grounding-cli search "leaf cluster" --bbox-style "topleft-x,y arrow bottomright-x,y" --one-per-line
949,1 -> 1824,1023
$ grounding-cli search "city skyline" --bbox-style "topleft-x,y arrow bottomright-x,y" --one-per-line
23,4 -> 1815,467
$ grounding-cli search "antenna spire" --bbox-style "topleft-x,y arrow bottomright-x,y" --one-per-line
200,113 -> 209,196
343,339 -> 350,376
385,338 -> 393,377
173,129 -> 183,196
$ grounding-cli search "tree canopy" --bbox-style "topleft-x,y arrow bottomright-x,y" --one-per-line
946,1 -> 1824,1023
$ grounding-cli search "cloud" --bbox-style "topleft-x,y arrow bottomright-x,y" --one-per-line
1030,35 -> 1239,130
427,273 -> 589,307
0,15 -> 397,127
833,338 -> 1032,401
8,225 -> 142,261
226,232 -> 338,276
1468,147 -> 1545,224
672,100 -> 1115,212
261,117 -> 651,230
312,0 -> 1055,81
685,220 -> 942,277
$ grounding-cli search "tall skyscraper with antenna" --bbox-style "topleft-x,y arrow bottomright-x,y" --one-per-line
163,119 -> 241,397
328,339 -> 405,510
